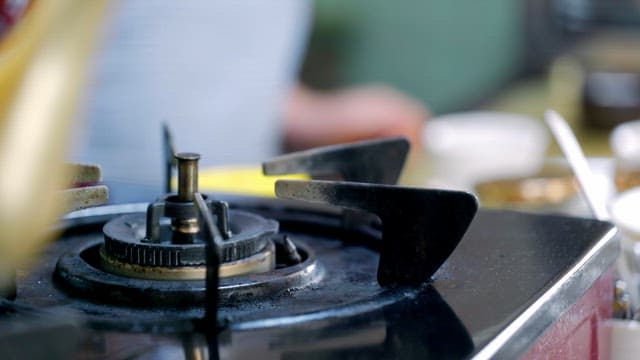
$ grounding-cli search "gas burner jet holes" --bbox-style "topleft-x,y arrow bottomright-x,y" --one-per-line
101,211 -> 279,280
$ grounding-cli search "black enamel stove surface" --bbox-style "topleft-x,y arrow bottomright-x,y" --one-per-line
4,193 -> 617,360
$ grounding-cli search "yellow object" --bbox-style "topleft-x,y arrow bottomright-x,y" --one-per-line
174,166 -> 309,197
0,0 -> 110,284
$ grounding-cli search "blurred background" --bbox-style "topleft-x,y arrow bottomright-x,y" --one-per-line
3,0 -> 640,203
299,0 -> 640,153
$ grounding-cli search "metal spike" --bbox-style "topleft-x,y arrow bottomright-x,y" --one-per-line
163,123 -> 177,194
193,192 -> 223,331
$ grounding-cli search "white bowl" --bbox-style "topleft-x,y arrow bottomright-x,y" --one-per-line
610,188 -> 640,307
422,111 -> 549,190
611,120 -> 640,169
611,187 -> 640,237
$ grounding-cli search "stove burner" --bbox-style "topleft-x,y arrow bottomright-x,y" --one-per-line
43,200 -> 391,326
24,137 -> 478,332
98,153 -> 281,280
53,151 -> 323,307
55,236 -> 319,307
100,236 -> 275,280
0,133 -> 621,359
100,211 -> 278,279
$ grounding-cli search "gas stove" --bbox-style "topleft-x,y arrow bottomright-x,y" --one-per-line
0,137 -> 619,359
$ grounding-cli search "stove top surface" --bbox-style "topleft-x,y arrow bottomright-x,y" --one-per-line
3,197 -> 617,359
0,138 -> 620,359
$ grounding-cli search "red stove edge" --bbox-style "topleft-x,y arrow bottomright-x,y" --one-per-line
471,225 -> 619,360
522,267 -> 615,360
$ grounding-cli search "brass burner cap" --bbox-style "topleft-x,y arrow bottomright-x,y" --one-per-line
102,210 -> 278,267
99,241 -> 276,280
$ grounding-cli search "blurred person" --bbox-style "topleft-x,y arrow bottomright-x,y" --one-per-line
72,1 -> 427,187
285,84 -> 427,151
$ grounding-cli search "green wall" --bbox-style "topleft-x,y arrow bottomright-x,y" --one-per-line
307,0 -> 524,114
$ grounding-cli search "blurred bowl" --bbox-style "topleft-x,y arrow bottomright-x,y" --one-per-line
611,120 -> 640,191
611,187 -> 640,238
611,187 -> 640,307
475,162 -> 578,211
422,111 -> 549,190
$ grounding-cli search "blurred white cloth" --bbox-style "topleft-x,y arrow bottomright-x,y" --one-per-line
71,0 -> 311,185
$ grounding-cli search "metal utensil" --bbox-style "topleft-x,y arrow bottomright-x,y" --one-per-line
544,109 -> 610,220
545,109 -> 637,318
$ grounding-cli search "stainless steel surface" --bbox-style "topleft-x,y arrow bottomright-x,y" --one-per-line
473,226 -> 618,359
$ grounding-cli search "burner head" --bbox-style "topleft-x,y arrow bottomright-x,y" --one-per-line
100,210 -> 278,280
99,152 -> 280,280
54,152 -> 322,308
37,137 -> 485,339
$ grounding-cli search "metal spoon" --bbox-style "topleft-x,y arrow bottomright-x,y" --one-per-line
545,110 -> 636,317
544,109 -> 610,220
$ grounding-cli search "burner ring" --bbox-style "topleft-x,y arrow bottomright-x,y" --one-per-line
54,239 -> 321,307
102,210 -> 278,266
99,241 -> 275,280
